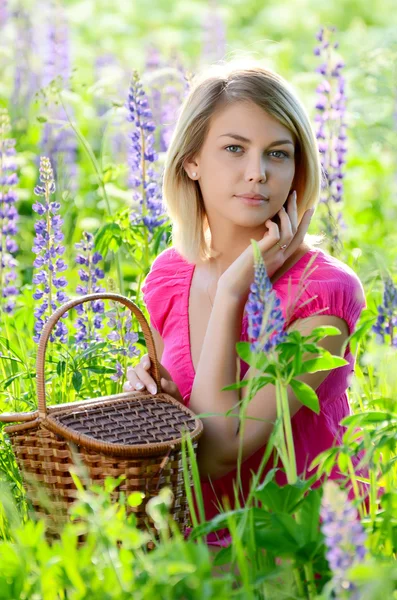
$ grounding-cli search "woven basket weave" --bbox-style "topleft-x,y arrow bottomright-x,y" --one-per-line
0,292 -> 203,540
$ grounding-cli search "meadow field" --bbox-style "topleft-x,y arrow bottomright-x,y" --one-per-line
0,0 -> 396,597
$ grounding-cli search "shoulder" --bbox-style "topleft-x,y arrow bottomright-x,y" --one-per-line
142,246 -> 190,287
141,246 -> 192,334
277,248 -> 366,335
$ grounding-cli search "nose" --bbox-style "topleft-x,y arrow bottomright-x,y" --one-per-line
245,156 -> 267,183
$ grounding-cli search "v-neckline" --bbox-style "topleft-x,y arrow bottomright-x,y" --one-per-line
185,247 -> 321,378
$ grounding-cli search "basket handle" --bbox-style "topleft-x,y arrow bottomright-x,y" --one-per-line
37,292 -> 162,419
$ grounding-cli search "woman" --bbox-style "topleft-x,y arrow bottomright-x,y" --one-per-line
124,60 -> 368,548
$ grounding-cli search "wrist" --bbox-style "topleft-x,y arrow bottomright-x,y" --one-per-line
215,281 -> 248,313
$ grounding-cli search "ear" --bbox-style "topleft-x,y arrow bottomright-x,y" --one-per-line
183,156 -> 199,179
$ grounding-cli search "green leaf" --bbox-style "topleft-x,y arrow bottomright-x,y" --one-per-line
127,491 -> 145,507
337,452 -> 349,473
341,411 -> 394,427
307,326 -> 342,341
254,513 -> 300,554
37,115 -> 48,123
292,346 -> 302,375
285,330 -> 303,344
299,352 -> 348,375
82,366 -> 116,374
222,375 -> 273,393
221,379 -> 251,391
235,342 -> 268,370
278,342 -> 299,363
253,477 -> 316,514
301,343 -> 322,354
0,354 -> 22,363
57,360 -> 66,376
1,372 -> 24,389
72,371 -> 83,392
294,488 -> 323,550
289,379 -> 320,414
341,316 -> 377,356
94,223 -> 122,256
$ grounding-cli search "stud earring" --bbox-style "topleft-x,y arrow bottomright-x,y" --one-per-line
192,172 -> 197,178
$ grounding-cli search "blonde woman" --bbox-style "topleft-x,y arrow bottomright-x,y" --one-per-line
124,60 -> 368,548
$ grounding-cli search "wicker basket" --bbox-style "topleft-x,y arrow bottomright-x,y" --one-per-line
0,292 -> 203,540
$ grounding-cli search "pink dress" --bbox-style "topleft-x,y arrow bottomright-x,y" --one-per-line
142,246 -> 369,547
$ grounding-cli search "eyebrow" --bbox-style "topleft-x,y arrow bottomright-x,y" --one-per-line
218,133 -> 294,147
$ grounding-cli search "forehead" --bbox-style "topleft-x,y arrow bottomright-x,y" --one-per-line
208,100 -> 294,142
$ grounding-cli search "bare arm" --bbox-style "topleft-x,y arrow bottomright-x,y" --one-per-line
151,325 -> 164,363
189,288 -> 349,480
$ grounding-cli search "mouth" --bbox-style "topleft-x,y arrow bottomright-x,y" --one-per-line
235,195 -> 268,206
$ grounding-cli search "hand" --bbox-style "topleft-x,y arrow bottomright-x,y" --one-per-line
217,190 -> 314,301
123,353 -> 184,404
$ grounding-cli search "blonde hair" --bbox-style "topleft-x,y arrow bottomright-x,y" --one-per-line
162,59 -> 324,265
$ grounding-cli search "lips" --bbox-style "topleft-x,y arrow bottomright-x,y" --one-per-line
236,194 -> 268,201
237,196 -> 266,206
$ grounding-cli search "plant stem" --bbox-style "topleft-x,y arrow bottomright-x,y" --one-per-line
346,454 -> 364,519
293,566 -> 306,597
278,378 -> 297,484
303,561 -> 317,599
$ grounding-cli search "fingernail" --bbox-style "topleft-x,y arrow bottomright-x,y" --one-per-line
149,385 -> 157,395
135,382 -> 145,390
293,190 -> 297,199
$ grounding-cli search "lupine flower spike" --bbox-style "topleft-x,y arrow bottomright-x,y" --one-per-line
321,480 -> 367,598
0,108 -> 19,315
246,241 -> 287,353
126,70 -> 168,234
314,26 -> 347,255
107,306 -> 140,382
372,276 -> 397,347
32,156 -> 68,343
74,232 -> 105,349
40,1 -> 78,194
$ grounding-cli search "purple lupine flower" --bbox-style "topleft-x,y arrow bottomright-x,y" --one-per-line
201,0 -> 227,64
372,276 -> 397,347
32,157 -> 68,343
159,78 -> 190,153
0,109 -> 19,315
144,43 -> 163,71
126,70 -> 168,235
11,8 -> 41,118
74,232 -> 106,349
321,480 -> 367,597
245,246 -> 287,353
106,305 -> 140,382
314,26 -> 347,256
39,1 -> 78,196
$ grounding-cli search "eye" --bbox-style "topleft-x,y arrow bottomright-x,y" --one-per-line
225,145 -> 243,154
269,150 -> 289,159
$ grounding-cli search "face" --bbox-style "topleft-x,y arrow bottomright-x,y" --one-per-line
184,100 -> 296,230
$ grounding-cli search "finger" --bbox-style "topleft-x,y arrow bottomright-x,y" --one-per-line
126,367 -> 145,390
287,190 -> 298,233
278,205 -> 294,246
134,363 -> 158,394
287,208 -> 314,255
126,354 -> 152,391
261,220 -> 280,247
141,353 -> 150,369
123,380 -> 141,393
